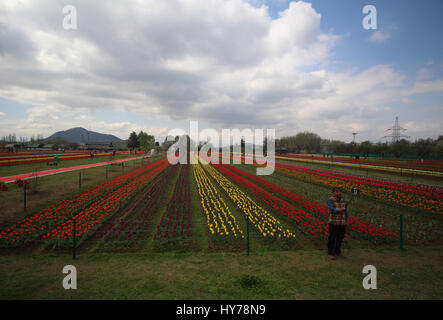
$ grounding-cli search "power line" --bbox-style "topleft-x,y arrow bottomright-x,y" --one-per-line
383,116 -> 409,143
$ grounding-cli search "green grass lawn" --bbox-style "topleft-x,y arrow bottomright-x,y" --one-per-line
0,245 -> 441,299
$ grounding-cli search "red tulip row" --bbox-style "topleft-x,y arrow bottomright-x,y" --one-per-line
45,160 -> 169,248
0,150 -> 82,157
280,153 -> 443,172
0,158 -> 168,247
101,164 -> 178,246
0,152 -> 116,166
0,152 -> 86,161
154,165 -> 191,240
216,162 -> 397,240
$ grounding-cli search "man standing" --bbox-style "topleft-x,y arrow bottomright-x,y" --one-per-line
326,187 -> 348,260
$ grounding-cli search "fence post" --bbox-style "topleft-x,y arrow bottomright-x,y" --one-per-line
246,216 -> 250,256
122,163 -> 124,174
73,218 -> 76,260
106,166 -> 109,179
400,214 -> 403,250
78,171 -> 81,191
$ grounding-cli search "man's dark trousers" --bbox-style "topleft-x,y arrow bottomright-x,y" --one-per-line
328,224 -> 346,255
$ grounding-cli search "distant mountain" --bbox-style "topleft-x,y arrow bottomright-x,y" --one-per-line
46,127 -> 125,144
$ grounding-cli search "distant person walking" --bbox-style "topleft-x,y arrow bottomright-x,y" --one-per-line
326,187 -> 348,260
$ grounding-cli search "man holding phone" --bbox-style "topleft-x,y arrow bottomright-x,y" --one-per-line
326,187 -> 348,260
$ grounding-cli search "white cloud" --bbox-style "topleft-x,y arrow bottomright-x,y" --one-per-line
417,68 -> 432,80
407,79 -> 443,95
370,31 -> 391,42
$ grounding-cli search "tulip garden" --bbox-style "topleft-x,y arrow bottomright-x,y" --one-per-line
278,153 -> 443,173
0,152 -> 441,253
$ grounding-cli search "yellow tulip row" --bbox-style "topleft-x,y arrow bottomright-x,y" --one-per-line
202,162 -> 296,239
193,163 -> 244,238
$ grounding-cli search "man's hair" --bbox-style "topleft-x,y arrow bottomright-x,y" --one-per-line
332,187 -> 341,192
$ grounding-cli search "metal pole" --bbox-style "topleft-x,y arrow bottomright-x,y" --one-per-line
246,216 -> 250,256
24,183 -> 27,211
400,214 -> 403,250
73,218 -> 76,260
106,166 -> 108,179
79,171 -> 81,191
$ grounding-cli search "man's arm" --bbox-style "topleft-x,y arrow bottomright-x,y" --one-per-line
327,199 -> 340,214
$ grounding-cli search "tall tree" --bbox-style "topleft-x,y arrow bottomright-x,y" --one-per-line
138,131 -> 155,151
127,131 -> 140,150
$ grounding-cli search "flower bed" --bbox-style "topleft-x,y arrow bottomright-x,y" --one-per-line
0,158 -> 168,247
200,157 -> 296,240
45,160 -> 168,248
100,164 -> 177,247
154,165 -> 191,241
193,162 -> 244,240
215,162 -> 397,241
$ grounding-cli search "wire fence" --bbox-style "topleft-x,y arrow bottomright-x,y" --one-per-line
0,215 -> 415,261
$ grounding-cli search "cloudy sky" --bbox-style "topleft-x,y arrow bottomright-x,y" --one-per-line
0,0 -> 442,143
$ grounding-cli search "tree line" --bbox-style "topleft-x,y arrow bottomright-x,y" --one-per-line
276,132 -> 443,158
